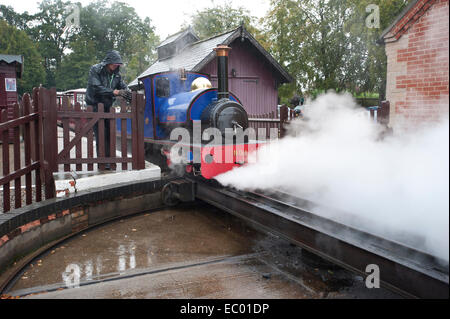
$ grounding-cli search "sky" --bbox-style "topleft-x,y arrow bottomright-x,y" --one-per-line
1,0 -> 272,38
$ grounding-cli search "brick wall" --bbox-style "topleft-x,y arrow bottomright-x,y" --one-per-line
385,0 -> 449,131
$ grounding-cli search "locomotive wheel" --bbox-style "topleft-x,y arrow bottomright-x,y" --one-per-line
161,182 -> 180,206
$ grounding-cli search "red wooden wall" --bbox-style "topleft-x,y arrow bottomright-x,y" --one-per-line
201,39 -> 279,116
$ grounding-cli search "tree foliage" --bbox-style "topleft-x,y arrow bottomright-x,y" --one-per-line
184,2 -> 271,48
1,0 -> 411,101
0,0 -> 159,91
55,36 -> 97,90
187,3 -> 256,40
264,0 -> 410,102
345,0 -> 411,99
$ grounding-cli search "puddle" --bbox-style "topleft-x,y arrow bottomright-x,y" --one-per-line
9,205 -> 260,294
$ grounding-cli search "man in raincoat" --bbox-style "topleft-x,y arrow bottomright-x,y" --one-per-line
85,50 -> 131,169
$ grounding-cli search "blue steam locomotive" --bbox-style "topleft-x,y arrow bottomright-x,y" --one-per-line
120,45 -> 259,179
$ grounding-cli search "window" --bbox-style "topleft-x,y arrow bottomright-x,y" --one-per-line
156,77 -> 170,97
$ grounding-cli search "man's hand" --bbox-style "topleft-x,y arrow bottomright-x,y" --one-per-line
113,89 -> 120,96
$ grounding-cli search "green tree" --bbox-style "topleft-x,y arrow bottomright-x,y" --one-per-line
0,4 -> 34,30
77,1 -> 159,62
185,2 -> 268,45
74,0 -> 159,85
263,0 -> 409,102
0,20 -> 46,95
345,0 -> 410,99
123,27 -> 159,84
2,0 -> 159,90
55,37 -> 97,90
265,0 -> 354,96
25,0 -> 78,87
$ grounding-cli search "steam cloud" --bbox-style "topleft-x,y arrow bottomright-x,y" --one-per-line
216,92 -> 449,261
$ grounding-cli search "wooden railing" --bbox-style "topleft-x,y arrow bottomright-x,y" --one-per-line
248,101 -> 390,140
248,105 -> 297,139
366,100 -> 390,125
1,87 -> 145,213
54,90 -> 145,173
0,88 -> 44,212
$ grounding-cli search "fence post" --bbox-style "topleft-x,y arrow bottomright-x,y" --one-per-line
378,101 -> 390,126
136,94 -> 145,169
23,94 -> 33,205
131,93 -> 145,170
32,88 -> 43,203
279,104 -> 289,138
41,87 -> 57,199
1,109 -> 10,212
13,103 -> 21,209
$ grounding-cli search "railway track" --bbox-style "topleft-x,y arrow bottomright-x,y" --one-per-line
2,176 -> 448,299
189,177 -> 449,299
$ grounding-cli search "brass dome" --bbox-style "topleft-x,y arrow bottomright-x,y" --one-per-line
191,77 -> 212,91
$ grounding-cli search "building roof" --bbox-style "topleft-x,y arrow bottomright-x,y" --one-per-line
0,54 -> 23,78
129,26 -> 293,88
157,26 -> 199,48
0,54 -> 23,64
378,0 -> 435,44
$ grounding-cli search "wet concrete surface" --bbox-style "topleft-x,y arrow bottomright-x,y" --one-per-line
7,203 -> 401,299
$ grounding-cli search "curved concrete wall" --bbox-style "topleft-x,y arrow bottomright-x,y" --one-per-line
0,178 -> 163,279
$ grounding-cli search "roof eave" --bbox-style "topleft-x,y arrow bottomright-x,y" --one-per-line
192,26 -> 294,84
378,0 -> 423,44
191,28 -> 242,72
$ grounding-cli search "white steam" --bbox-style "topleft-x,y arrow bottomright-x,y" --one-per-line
216,92 -> 449,261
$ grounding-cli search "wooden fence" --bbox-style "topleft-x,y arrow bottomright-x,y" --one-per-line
54,89 -> 145,173
248,105 -> 296,139
0,88 -> 43,212
356,97 -> 380,108
249,101 -> 390,139
0,87 -> 145,213
365,100 -> 390,125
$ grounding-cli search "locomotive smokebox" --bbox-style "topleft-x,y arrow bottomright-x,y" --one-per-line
214,45 -> 232,100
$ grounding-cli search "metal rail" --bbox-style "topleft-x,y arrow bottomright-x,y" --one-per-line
191,178 -> 449,299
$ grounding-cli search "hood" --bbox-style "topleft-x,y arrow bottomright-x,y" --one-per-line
101,50 -> 123,66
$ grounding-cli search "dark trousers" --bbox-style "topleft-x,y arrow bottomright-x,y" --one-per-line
93,103 -> 112,160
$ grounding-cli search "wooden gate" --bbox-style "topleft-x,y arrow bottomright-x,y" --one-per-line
0,88 -> 43,212
1,87 -> 145,213
47,88 -> 145,171
248,105 -> 292,139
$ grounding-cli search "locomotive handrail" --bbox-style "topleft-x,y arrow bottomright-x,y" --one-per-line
248,117 -> 281,122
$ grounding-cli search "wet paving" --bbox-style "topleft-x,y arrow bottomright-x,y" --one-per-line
7,203 -> 401,299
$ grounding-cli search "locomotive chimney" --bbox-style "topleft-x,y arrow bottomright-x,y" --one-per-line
214,45 -> 231,100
